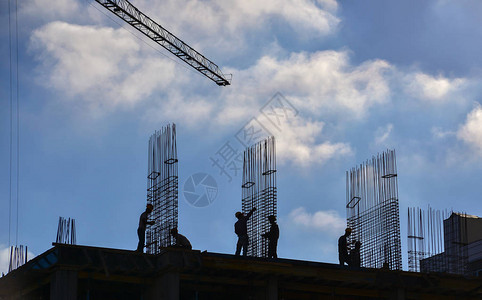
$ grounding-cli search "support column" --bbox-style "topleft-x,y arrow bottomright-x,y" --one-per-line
389,287 -> 406,300
147,271 -> 180,300
50,269 -> 77,300
267,277 -> 278,300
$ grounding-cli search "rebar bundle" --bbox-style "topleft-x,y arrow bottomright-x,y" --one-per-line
411,207 -> 470,275
8,245 -> 27,273
346,149 -> 402,270
55,217 -> 76,245
241,137 -> 277,257
146,124 -> 178,254
407,206 -> 447,272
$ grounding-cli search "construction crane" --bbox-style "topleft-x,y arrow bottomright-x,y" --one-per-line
95,0 -> 231,86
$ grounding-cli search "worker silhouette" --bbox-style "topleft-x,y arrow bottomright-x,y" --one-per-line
349,241 -> 361,268
170,228 -> 192,250
234,207 -> 256,256
261,215 -> 279,258
338,228 -> 352,265
137,204 -> 155,253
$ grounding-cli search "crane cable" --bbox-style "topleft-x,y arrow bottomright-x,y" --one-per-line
7,0 -> 20,249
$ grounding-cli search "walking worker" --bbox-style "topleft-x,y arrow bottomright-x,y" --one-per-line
338,228 -> 352,265
170,228 -> 192,250
137,204 -> 155,252
234,207 -> 256,256
261,215 -> 279,258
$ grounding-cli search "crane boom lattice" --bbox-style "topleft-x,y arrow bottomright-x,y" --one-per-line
95,0 -> 231,86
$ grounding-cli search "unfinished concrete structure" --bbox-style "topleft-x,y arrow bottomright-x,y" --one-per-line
241,137 -> 277,258
146,124 -> 178,254
346,149 -> 402,270
1,243 -> 482,300
411,209 -> 482,277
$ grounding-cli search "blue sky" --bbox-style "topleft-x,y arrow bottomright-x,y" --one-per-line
2,0 -> 482,274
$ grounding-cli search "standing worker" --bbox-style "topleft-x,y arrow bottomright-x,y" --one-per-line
137,204 -> 155,253
338,228 -> 352,265
170,228 -> 192,250
349,241 -> 361,268
234,207 -> 256,256
261,215 -> 279,258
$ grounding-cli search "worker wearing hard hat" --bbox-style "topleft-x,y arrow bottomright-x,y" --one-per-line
136,203 -> 155,253
234,207 -> 256,256
261,215 -> 279,258
338,228 -> 352,265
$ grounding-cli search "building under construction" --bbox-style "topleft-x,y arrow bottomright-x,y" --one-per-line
241,137 -> 277,258
346,149 -> 402,270
1,243 -> 482,300
408,207 -> 482,277
146,124 -> 179,254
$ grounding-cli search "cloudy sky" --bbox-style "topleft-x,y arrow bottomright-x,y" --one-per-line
2,0 -> 482,274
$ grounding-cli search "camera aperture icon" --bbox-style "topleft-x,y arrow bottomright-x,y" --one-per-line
183,173 -> 218,207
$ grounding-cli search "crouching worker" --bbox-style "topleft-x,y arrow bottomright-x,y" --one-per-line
170,228 -> 192,250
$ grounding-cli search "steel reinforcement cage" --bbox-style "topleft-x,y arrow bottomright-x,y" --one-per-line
411,208 -> 470,275
346,149 -> 402,270
146,124 -> 178,254
241,137 -> 277,257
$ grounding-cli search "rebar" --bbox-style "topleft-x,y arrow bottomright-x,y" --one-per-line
241,137 -> 277,257
346,149 -> 402,270
414,207 -> 470,275
146,124 -> 178,254
55,216 -> 76,245
8,245 -> 27,273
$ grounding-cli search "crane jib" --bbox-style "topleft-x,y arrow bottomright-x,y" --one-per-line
95,0 -> 231,86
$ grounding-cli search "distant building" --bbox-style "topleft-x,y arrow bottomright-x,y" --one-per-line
421,212 -> 482,277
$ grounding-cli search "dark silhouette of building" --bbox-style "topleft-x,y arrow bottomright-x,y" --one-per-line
420,212 -> 482,276
1,243 -> 482,300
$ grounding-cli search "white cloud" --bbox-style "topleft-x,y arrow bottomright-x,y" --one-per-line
0,246 -> 9,276
375,123 -> 393,145
220,51 -> 392,123
0,245 -> 35,275
288,207 -> 346,236
134,0 -> 339,53
405,73 -> 465,102
457,104 -> 482,155
431,127 -> 455,139
271,115 -> 352,166
21,0 -> 80,21
30,21 -> 183,114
